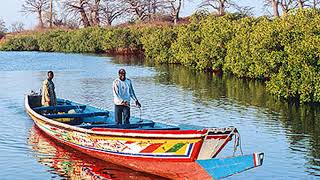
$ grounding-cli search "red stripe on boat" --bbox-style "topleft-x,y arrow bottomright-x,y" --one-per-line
139,143 -> 163,153
91,128 -> 207,135
206,135 -> 228,139
253,153 -> 257,166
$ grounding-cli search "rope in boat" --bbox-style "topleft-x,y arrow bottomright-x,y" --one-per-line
233,131 -> 244,156
131,105 -> 143,122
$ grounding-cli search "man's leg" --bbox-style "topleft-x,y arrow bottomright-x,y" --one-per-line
123,106 -> 130,124
115,105 -> 123,125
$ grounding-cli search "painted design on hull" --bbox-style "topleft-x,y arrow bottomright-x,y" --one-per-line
33,117 -> 201,159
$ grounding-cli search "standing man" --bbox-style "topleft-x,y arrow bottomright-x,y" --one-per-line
41,71 -> 57,106
113,68 -> 141,125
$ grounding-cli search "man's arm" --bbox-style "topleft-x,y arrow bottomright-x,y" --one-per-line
128,80 -> 141,107
42,81 -> 50,104
113,80 -> 125,105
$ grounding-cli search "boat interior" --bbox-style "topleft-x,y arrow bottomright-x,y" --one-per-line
28,95 -> 181,130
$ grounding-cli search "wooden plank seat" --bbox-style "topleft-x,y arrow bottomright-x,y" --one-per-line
138,126 -> 180,130
33,105 -> 86,112
78,121 -> 155,129
44,111 -> 109,119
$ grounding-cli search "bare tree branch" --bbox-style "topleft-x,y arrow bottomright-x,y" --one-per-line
62,0 -> 91,27
21,0 -> 49,28
100,0 -> 125,25
11,22 -> 25,33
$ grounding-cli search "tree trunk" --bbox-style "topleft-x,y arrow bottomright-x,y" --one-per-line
38,10 -> 44,28
92,0 -> 100,26
49,0 -> 53,28
173,0 -> 182,25
80,9 -> 91,27
280,0 -> 289,16
297,0 -> 304,9
219,0 -> 225,16
79,0 -> 91,27
271,0 -> 280,17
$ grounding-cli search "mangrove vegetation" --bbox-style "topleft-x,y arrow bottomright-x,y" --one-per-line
1,10 -> 320,103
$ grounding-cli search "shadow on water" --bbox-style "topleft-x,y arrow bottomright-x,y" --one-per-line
28,125 -> 167,180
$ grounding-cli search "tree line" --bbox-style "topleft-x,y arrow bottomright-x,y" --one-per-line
20,0 -> 250,29
1,0 -> 320,34
18,0 -> 320,28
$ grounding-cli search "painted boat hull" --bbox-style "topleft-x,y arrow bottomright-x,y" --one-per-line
25,95 -> 264,179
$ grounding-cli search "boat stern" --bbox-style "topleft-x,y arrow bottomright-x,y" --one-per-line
196,152 -> 264,179
197,127 -> 237,160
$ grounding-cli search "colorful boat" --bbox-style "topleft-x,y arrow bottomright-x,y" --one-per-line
25,93 -> 264,179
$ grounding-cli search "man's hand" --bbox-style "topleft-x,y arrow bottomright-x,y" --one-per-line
121,101 -> 129,106
135,100 -> 141,108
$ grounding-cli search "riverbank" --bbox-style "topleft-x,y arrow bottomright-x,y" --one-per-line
1,10 -> 320,103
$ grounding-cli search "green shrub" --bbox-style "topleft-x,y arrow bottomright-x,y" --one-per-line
1,36 -> 38,51
140,26 -> 177,63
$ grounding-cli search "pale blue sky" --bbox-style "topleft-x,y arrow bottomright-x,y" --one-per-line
0,0 -> 265,30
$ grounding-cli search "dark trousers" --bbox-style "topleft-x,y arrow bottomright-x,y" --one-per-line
115,105 -> 130,125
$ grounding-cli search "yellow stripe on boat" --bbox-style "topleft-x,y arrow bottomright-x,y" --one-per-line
175,144 -> 188,155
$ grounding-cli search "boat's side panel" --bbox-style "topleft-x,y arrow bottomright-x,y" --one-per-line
28,110 -> 204,161
196,153 -> 264,179
34,124 -> 213,180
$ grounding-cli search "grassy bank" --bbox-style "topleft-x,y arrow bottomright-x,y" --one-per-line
1,10 -> 320,103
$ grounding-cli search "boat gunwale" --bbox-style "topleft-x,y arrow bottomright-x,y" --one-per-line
25,95 -> 208,138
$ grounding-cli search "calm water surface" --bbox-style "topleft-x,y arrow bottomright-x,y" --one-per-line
0,51 -> 319,180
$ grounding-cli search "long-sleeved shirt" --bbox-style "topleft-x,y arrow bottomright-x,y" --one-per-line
41,79 -> 57,106
112,78 -> 138,106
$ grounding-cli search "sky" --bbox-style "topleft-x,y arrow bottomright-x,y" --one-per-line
0,0 -> 266,31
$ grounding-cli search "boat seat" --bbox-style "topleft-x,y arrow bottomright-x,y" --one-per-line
33,105 -> 86,112
44,111 -> 109,119
138,127 -> 180,130
78,121 -> 155,129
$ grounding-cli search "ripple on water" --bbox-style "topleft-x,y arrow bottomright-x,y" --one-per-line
0,52 -> 320,179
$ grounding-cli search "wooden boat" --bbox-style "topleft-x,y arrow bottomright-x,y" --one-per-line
25,93 -> 264,179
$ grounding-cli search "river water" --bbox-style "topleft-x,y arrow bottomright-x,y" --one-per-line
0,51 -> 319,180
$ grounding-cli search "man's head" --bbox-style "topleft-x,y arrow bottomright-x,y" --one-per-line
118,68 -> 126,81
47,71 -> 54,80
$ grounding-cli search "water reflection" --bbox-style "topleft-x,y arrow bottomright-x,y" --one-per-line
152,64 -> 320,177
28,125 -> 166,180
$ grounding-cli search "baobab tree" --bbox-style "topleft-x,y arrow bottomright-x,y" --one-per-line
280,0 -> 294,15
21,0 -> 49,28
120,0 -> 150,21
165,0 -> 183,24
100,0 -> 124,25
200,0 -> 233,16
88,0 -> 101,26
311,0 -> 320,8
63,0 -> 91,27
264,0 -> 280,17
297,0 -> 307,8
